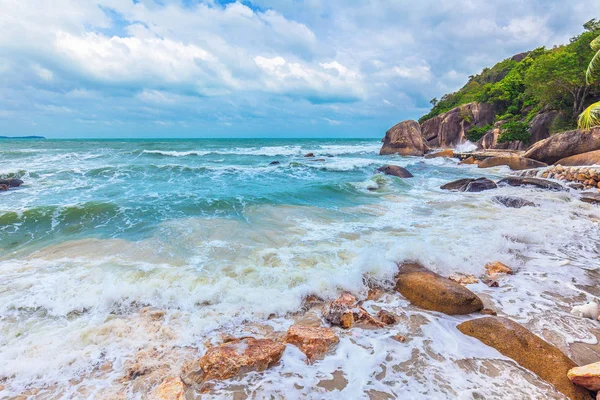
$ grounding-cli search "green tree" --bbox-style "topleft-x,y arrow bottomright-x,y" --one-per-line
578,31 -> 600,129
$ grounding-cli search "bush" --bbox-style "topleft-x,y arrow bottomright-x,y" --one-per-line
466,124 -> 493,142
497,121 -> 531,143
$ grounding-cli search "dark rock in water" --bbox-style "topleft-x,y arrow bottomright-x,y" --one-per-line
498,176 -> 567,191
568,183 -> 585,190
581,192 -> 600,205
269,161 -> 281,165
304,153 -> 314,158
0,178 -> 23,188
380,120 -> 429,156
327,155 -> 334,158
440,178 -> 475,191
464,178 -> 497,192
377,165 -> 413,178
493,196 -> 537,208
0,184 -> 8,191
308,158 -> 326,162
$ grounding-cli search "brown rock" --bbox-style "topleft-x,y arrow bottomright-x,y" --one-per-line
480,308 -> 497,316
0,184 -> 8,191
150,377 -> 186,400
392,334 -> 406,343
557,150 -> 600,166
498,176 -> 567,191
568,362 -> 600,391
380,120 -> 429,156
376,310 -> 397,325
340,313 -> 354,329
482,279 -> 499,288
457,317 -> 591,400
529,110 -> 559,144
524,127 -> 600,165
424,149 -> 456,159
485,261 -> 513,277
448,274 -> 479,285
477,156 -> 547,171
199,338 -> 285,381
476,127 -> 527,151
322,292 -> 356,329
377,165 -> 414,178
581,192 -> 600,205
440,178 -> 475,191
459,156 -> 477,165
395,263 -> 484,315
304,153 -> 314,157
465,178 -> 497,192
286,325 -> 339,362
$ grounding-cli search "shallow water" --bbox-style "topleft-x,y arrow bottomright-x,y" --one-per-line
1,139 -> 599,399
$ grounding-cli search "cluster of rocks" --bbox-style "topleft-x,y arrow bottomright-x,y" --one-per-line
0,178 -> 23,191
540,166 -> 600,191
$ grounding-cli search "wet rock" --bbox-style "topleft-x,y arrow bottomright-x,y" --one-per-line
493,196 -> 536,208
0,178 -> 23,188
323,292 -> 357,329
498,176 -> 567,191
199,338 -> 285,381
269,161 -> 281,165
482,279 -> 499,288
441,178 -> 475,191
424,149 -> 455,159
556,150 -> 600,167
376,310 -> 397,325
581,193 -> 600,205
485,261 -> 513,278
380,120 -> 429,156
524,127 -> 600,165
392,334 -> 406,343
570,302 -> 599,320
395,263 -> 484,315
477,156 -> 547,171
465,178 -> 497,192
285,325 -> 339,362
150,377 -> 186,400
457,317 -> 591,400
569,183 -> 586,190
568,362 -> 600,391
448,274 -> 479,285
459,156 -> 477,165
481,308 -> 498,316
377,165 -> 414,178
304,153 -> 314,157
0,184 -> 8,191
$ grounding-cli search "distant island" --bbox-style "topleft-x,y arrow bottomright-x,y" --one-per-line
0,136 -> 45,139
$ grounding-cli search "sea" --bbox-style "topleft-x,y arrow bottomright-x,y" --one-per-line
1,138 -> 599,399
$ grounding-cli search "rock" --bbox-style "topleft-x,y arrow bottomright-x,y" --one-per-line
440,178 -> 475,191
482,279 -> 499,288
477,156 -> 547,171
457,317 -> 591,400
323,292 -> 357,329
485,261 -> 513,278
376,310 -> 397,325
395,263 -> 484,315
524,127 -> 600,165
511,51 -> 531,62
476,127 -> 527,151
421,102 -> 497,148
570,302 -> 600,320
568,362 -> 600,391
377,165 -> 414,178
150,377 -> 186,400
529,110 -> 560,144
304,153 -> 314,157
380,120 -> 429,156
448,274 -> 479,285
481,308 -> 498,316
0,184 -> 8,191
392,334 -> 406,343
493,196 -> 536,208
424,149 -> 456,159
569,183 -> 586,190
498,176 -> 567,191
465,178 -> 497,192
581,193 -> 600,205
459,156 -> 477,165
557,150 -> 600,166
269,161 -> 281,165
199,338 -> 285,381
0,178 -> 23,188
285,325 -> 339,362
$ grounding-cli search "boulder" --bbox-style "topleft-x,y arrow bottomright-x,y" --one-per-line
485,261 -> 513,277
459,156 -> 477,165
476,127 -> 526,151
441,178 -> 476,191
285,325 -> 339,362
457,317 -> 591,400
377,165 -> 414,178
424,149 -> 456,159
0,178 -> 23,188
269,161 -> 281,165
465,178 -> 497,192
556,150 -> 600,166
421,102 -> 497,148
151,377 -> 186,400
322,292 -> 384,329
529,110 -> 559,144
199,338 -> 285,381
304,153 -> 314,158
380,120 -> 429,156
0,184 -> 8,191
376,310 -> 397,325
498,176 -> 567,191
568,362 -> 600,391
395,263 -> 484,315
581,192 -> 600,205
493,196 -> 536,208
477,156 -> 547,171
524,127 -> 600,165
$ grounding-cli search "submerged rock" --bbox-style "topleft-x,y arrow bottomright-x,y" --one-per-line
0,178 -> 23,188
477,156 -> 547,171
269,161 -> 281,165
395,263 -> 483,315
498,176 -> 567,191
286,325 -> 339,362
0,184 -> 8,191
581,193 -> 600,205
377,165 -> 414,178
199,338 -> 285,381
151,377 -> 186,400
493,196 -> 536,208
380,120 -> 429,156
304,153 -> 315,157
568,362 -> 600,391
457,317 -> 591,400
485,261 -> 513,278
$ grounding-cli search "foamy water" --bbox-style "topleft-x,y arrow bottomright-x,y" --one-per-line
1,139 -> 599,399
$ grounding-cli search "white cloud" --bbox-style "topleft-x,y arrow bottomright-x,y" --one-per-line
32,64 -> 54,81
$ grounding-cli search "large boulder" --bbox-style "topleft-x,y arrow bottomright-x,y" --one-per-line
524,127 -> 600,165
377,165 -> 414,178
556,150 -> 600,166
395,263 -> 484,315
476,126 -> 527,151
286,325 -> 339,362
568,362 -> 600,391
477,156 -> 547,171
380,120 -> 429,156
440,177 -> 497,192
529,110 -> 560,144
498,176 -> 567,191
421,102 -> 497,148
0,178 -> 23,188
457,317 -> 591,400
424,149 -> 456,159
493,196 -> 536,208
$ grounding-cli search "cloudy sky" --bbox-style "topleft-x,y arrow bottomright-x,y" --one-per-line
0,0 -> 598,138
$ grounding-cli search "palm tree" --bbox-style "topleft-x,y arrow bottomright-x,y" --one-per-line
578,35 -> 600,129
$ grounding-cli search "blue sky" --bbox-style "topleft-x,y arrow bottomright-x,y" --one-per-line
0,0 -> 598,138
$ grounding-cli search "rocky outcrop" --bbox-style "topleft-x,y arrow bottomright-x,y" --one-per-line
421,102 -> 497,148
476,126 -> 527,151
395,263 -> 484,315
440,177 -> 497,192
556,150 -> 600,166
457,317 -> 591,400
199,338 -> 285,381
498,176 -> 567,191
377,165 -> 414,178
286,325 -> 339,362
477,156 -> 547,171
568,362 -> 600,391
493,196 -> 536,208
380,120 -> 429,156
529,110 -> 559,144
524,127 -> 600,165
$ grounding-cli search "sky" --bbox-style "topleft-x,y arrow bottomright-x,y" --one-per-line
0,0 -> 599,138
